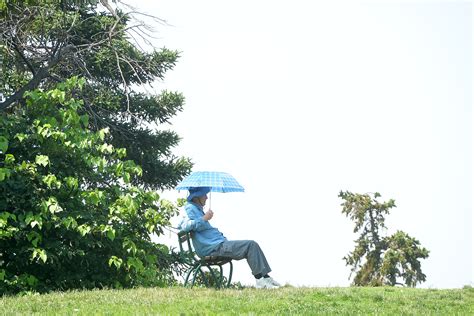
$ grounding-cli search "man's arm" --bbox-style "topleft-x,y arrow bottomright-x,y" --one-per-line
179,206 -> 213,232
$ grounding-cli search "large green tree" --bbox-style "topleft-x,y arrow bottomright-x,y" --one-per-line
0,0 -> 192,189
0,0 -> 192,294
339,191 -> 430,287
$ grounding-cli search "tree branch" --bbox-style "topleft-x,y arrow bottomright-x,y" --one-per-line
0,44 -> 75,111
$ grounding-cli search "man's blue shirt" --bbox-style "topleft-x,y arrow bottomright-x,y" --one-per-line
178,202 -> 226,257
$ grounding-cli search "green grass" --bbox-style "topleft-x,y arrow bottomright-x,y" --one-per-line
1,286 -> 473,315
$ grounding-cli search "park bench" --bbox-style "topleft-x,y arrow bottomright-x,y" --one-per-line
177,231 -> 233,288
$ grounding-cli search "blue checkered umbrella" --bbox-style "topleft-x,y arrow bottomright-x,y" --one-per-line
175,171 -> 244,193
176,171 -> 244,209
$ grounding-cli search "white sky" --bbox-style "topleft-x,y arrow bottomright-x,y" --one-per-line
128,0 -> 472,288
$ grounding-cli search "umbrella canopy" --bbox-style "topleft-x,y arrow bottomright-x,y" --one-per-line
175,171 -> 244,193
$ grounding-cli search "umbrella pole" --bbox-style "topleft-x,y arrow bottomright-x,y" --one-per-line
209,191 -> 212,210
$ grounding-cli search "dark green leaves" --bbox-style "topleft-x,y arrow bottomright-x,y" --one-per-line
0,135 -> 8,152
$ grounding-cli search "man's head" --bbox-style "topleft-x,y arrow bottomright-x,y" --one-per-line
187,187 -> 211,206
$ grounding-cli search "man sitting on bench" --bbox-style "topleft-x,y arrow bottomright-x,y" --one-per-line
179,187 -> 281,289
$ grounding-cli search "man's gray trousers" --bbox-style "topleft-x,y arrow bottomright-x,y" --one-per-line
209,240 -> 271,276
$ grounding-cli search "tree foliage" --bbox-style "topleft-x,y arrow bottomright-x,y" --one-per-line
0,78 -> 183,294
0,0 -> 193,293
0,0 -> 192,189
339,191 -> 430,287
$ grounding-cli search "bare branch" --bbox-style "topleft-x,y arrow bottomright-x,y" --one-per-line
113,49 -> 130,113
100,0 -> 119,19
0,44 -> 75,111
11,39 -> 37,75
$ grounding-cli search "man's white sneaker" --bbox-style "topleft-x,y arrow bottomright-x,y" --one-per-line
256,277 -> 279,289
266,276 -> 281,287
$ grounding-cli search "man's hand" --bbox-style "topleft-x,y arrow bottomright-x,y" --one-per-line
203,210 -> 214,221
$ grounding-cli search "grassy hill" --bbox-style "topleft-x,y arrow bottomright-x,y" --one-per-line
2,286 -> 473,315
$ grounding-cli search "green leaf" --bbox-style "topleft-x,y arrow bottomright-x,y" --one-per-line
39,250 -> 47,263
116,148 -> 127,158
5,154 -> 15,165
98,127 -> 109,141
80,114 -> 89,127
115,162 -> 123,176
0,136 -> 8,153
0,168 -> 11,181
37,124 -> 52,138
27,231 -> 42,247
107,229 -> 116,241
42,174 -> 61,189
26,275 -> 38,286
35,155 -> 50,167
84,189 -> 105,206
48,89 -> 66,103
0,211 -> 16,224
108,256 -> 122,269
145,222 -> 155,233
0,269 -> 5,281
25,212 -> 34,225
14,133 -> 27,142
134,166 -> 143,177
41,197 -> 63,214
94,157 -> 107,172
32,248 -> 47,263
77,224 -> 91,236
25,212 -> 42,229
103,225 -> 116,241
98,143 -> 113,154
127,256 -> 144,272
177,197 -> 187,207
123,172 -> 130,183
62,217 -> 78,229
65,177 -> 78,190
123,238 -> 137,255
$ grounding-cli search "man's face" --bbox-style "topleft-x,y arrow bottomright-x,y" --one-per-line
196,194 -> 208,207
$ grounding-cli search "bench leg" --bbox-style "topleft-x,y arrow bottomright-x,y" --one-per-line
184,262 -> 233,288
218,265 -> 224,288
205,264 -> 220,289
191,264 -> 211,288
184,266 -> 195,287
226,261 -> 233,288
